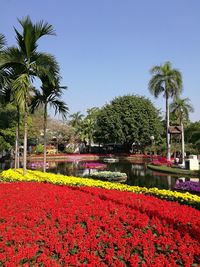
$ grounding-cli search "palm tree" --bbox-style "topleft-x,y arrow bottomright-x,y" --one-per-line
0,16 -> 59,175
30,76 -> 68,172
149,61 -> 183,160
0,34 -> 9,90
80,108 -> 99,152
0,34 -> 6,50
170,97 -> 194,166
0,35 -> 20,168
80,118 -> 95,152
69,111 -> 84,129
0,83 -> 21,169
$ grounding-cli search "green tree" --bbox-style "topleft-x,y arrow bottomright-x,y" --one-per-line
0,103 -> 16,154
95,95 -> 163,152
170,97 -> 194,165
80,107 -> 99,152
30,76 -> 68,172
0,34 -> 6,50
69,111 -> 84,141
170,97 -> 194,125
0,84 -> 22,169
0,16 -> 59,175
69,111 -> 84,128
185,121 -> 200,153
149,61 -> 183,160
0,34 -> 21,169
0,33 -> 9,88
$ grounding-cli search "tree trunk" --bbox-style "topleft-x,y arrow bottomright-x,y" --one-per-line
43,104 -> 47,172
181,122 -> 185,167
88,139 -> 91,153
23,107 -> 28,176
17,106 -> 20,168
173,137 -> 177,160
166,95 -> 171,161
14,107 -> 20,170
17,118 -> 20,169
14,126 -> 18,170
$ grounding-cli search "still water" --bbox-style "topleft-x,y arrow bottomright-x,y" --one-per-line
44,160 -> 180,190
0,159 -> 187,190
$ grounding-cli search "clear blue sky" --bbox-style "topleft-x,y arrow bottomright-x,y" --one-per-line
1,0 -> 200,121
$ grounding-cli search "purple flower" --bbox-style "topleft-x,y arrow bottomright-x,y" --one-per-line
174,181 -> 200,193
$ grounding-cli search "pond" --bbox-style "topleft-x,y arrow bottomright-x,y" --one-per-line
1,159 -> 198,191
45,159 -> 181,190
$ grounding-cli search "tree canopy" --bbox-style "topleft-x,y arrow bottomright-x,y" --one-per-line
95,95 -> 163,151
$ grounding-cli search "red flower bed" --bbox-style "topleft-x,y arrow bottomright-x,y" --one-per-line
0,183 -> 199,266
152,156 -> 172,167
81,162 -> 107,169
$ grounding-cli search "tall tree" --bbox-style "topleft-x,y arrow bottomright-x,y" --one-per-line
69,111 -> 84,129
0,16 -> 59,175
170,97 -> 194,165
149,61 -> 183,160
80,108 -> 99,152
95,95 -> 163,152
0,34 -> 9,91
0,83 -> 22,169
0,34 -> 6,50
30,76 -> 68,172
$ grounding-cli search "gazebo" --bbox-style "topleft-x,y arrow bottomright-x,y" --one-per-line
168,126 -> 183,161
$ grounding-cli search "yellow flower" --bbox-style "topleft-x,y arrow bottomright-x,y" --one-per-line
1,168 -> 200,209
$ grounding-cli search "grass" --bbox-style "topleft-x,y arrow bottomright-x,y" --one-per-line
147,164 -> 200,176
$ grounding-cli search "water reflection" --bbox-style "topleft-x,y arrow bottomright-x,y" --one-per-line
45,160 -> 179,190
0,159 -> 189,190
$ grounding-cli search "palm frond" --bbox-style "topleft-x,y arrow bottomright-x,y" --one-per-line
148,75 -> 165,98
12,74 -> 30,111
149,61 -> 183,99
0,34 -> 6,50
32,53 -> 59,81
30,89 -> 44,113
34,20 -> 55,40
50,99 -> 68,119
0,47 -> 25,68
14,28 -> 26,54
170,97 -> 194,123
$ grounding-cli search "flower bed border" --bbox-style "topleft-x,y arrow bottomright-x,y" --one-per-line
1,169 -> 200,209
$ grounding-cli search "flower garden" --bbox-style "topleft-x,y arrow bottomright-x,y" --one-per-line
0,169 -> 200,266
174,180 -> 200,194
81,162 -> 107,170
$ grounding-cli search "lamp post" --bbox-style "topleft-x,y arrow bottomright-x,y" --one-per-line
180,108 -> 185,167
150,135 -> 155,158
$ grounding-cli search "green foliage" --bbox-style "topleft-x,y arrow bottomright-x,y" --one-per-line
185,121 -> 200,153
36,143 -> 43,154
149,61 -> 183,99
79,107 -> 100,148
64,146 -> 75,154
0,104 -> 16,152
95,95 -> 163,151
170,97 -> 194,125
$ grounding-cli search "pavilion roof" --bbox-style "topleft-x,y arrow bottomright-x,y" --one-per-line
168,126 -> 182,134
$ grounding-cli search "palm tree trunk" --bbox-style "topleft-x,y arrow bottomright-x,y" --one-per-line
14,107 -> 20,170
14,126 -> 18,171
17,117 -> 20,169
14,106 -> 20,170
23,107 -> 28,176
181,121 -> 185,167
43,103 -> 47,172
16,106 -> 20,169
166,95 -> 171,161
